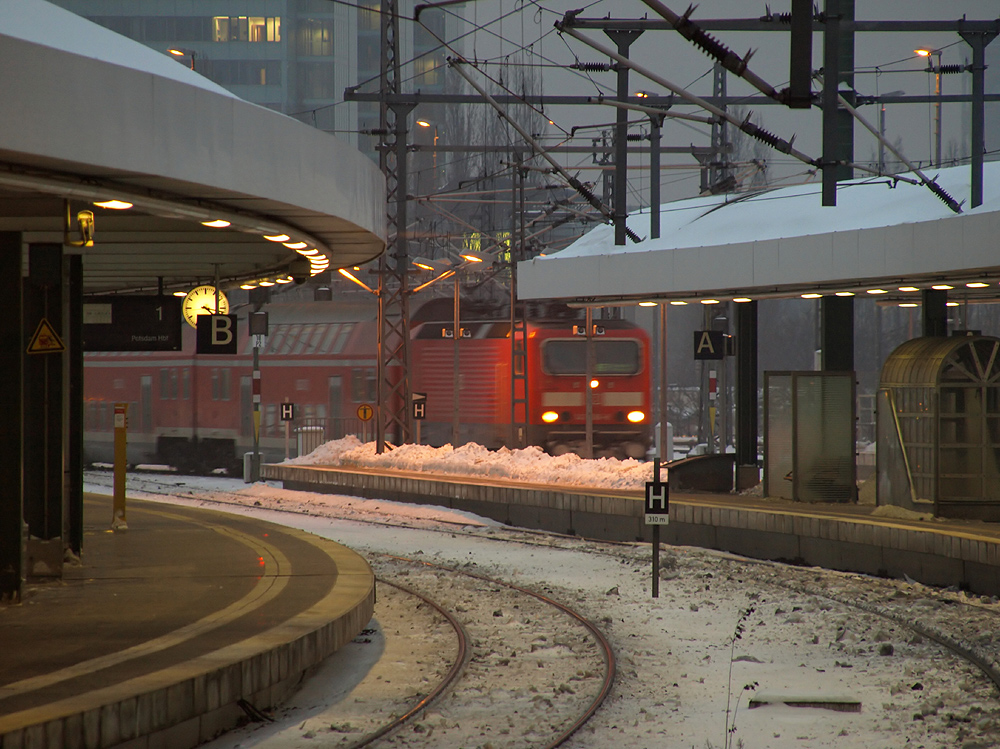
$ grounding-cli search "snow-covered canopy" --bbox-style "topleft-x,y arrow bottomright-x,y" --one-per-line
518,162 -> 1000,304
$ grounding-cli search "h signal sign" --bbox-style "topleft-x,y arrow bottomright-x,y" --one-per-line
644,480 -> 670,525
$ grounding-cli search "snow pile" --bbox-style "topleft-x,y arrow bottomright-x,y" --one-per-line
283,436 -> 655,491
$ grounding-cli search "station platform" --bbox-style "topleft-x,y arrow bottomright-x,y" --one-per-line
0,494 -> 375,749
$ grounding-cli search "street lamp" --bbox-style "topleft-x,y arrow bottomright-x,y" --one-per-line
168,47 -> 197,71
416,119 -> 442,190
915,48 -> 942,167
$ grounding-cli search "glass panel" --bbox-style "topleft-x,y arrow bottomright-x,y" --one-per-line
795,374 -> 854,503
764,374 -> 793,500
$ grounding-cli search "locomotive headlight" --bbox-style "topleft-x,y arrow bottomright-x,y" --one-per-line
590,379 -> 600,389
541,411 -> 560,423
627,410 -> 645,423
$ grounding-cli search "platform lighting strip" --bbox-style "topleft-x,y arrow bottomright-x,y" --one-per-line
627,278 -> 1000,308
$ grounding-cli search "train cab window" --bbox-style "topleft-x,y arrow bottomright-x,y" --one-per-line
542,339 -> 641,375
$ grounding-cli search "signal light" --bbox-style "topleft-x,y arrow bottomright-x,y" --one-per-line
627,410 -> 645,423
541,411 -> 559,423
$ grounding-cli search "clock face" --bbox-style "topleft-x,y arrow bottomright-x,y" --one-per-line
182,285 -> 229,328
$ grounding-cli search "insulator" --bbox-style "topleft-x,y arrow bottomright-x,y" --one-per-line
625,226 -> 642,243
926,181 -> 963,214
626,133 -> 646,142
572,62 -> 613,72
742,120 -> 787,153
760,12 -> 793,23
939,64 -> 965,75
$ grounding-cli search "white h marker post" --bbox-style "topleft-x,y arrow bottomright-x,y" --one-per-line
645,457 -> 669,598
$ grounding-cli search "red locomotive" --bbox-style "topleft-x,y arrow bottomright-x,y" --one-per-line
83,297 -> 652,471
410,299 -> 652,459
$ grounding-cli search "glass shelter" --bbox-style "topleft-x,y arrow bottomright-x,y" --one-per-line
878,336 -> 1000,520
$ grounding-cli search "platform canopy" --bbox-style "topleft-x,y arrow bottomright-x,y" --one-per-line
0,0 -> 386,294
518,161 -> 1000,306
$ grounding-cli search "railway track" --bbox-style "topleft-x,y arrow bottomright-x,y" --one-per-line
90,471 -> 1000,747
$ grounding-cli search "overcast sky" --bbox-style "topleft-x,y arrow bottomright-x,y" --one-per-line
446,0 -> 1000,202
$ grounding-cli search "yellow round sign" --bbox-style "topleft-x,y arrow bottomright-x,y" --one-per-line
357,403 -> 374,421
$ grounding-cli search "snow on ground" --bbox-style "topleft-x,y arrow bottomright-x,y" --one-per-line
86,457 -> 1000,749
283,436 -> 655,491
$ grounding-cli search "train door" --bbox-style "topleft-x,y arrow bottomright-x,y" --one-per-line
140,375 -> 152,432
328,375 -> 343,439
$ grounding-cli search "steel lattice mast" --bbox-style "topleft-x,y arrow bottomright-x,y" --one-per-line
376,0 -> 412,452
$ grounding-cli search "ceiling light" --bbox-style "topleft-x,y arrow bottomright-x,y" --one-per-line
296,248 -> 319,256
700,299 -> 720,305
276,276 -> 293,284
201,219 -> 231,228
946,301 -> 960,307
172,291 -> 187,297
283,241 -> 309,250
966,282 -> 989,288
801,293 -> 822,299
264,233 -> 291,242
899,303 -> 918,308
259,280 -> 275,287
733,297 -> 752,303
670,301 -> 688,306
931,284 -> 953,290
94,199 -> 132,210
867,289 -> 888,295
240,283 -> 257,290
638,301 -> 658,307
835,291 -> 855,297
898,286 -> 919,292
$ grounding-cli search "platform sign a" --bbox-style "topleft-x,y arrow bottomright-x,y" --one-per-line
644,480 -> 670,525
693,330 -> 725,360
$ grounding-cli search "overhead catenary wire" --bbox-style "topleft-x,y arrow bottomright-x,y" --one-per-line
555,22 -> 820,170
448,58 -> 641,243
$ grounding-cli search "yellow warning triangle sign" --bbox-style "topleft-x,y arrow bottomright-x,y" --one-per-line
27,318 -> 65,354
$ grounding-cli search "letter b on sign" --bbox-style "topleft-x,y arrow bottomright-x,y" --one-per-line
197,314 -> 238,354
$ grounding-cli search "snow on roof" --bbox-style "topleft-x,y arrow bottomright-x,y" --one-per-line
554,162 -> 1000,260
1,0 -> 235,98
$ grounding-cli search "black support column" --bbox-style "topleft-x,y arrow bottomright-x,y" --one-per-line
0,233 -> 24,601
23,244 -> 65,573
922,289 -> 949,337
821,296 -> 854,371
735,301 -> 759,489
67,253 -> 84,555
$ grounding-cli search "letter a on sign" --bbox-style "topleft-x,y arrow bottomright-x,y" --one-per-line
693,330 -> 724,360
197,314 -> 238,354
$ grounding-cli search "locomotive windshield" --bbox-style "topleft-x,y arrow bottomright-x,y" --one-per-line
542,339 -> 641,375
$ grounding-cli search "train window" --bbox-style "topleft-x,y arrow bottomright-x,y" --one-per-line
265,404 -> 276,436
220,368 -> 231,401
159,368 -> 170,399
542,339 -> 641,375
333,324 -> 354,354
350,370 -> 366,401
182,369 -> 190,400
293,324 -> 315,354
318,324 -> 338,353
328,376 -> 343,418
280,324 -> 302,355
211,368 -> 221,400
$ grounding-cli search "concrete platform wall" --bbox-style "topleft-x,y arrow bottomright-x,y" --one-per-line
266,464 -> 1000,598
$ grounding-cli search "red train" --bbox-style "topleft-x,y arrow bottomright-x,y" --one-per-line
83,297 -> 652,472
411,299 -> 652,459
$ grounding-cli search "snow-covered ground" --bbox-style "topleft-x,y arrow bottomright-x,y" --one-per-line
86,440 -> 1000,749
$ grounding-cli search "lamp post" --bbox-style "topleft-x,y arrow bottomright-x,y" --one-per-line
412,252 -> 487,447
915,49 -> 942,167
416,119 -> 441,191
168,47 -> 197,71
878,90 -> 906,174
